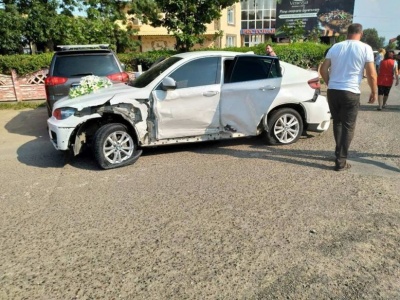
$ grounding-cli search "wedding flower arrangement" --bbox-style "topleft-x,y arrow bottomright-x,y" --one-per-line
69,75 -> 113,98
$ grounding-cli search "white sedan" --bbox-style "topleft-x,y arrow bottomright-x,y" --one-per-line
47,51 -> 331,169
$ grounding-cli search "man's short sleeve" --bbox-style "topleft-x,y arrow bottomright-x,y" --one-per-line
365,45 -> 374,63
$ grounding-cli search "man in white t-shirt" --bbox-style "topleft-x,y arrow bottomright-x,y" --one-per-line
320,23 -> 377,171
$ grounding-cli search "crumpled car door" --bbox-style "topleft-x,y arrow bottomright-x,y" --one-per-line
152,56 -> 222,140
220,56 -> 282,135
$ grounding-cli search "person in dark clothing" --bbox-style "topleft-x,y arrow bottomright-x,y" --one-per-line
320,23 -> 377,171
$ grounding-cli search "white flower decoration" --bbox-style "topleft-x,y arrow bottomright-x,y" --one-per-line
69,75 -> 112,98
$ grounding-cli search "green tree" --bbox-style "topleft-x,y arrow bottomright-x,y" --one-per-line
361,28 -> 384,50
129,0 -> 240,52
386,40 -> 397,51
307,27 -> 321,43
24,1 -> 60,52
1,0 -> 73,53
0,4 -> 26,54
276,20 -> 305,43
0,0 -> 139,53
82,0 -> 140,52
84,0 -> 129,22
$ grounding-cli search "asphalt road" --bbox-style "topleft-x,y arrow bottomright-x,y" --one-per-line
0,80 -> 399,299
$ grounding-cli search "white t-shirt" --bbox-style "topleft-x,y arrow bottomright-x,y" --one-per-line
326,40 -> 374,93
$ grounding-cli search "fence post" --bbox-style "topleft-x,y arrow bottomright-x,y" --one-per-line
11,69 -> 23,102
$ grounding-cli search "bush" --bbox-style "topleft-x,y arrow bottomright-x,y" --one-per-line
118,50 -> 176,72
0,53 -> 53,75
0,43 -> 330,76
203,42 -> 329,69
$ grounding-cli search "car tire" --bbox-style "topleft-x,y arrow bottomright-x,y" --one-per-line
93,123 -> 142,169
265,108 -> 303,145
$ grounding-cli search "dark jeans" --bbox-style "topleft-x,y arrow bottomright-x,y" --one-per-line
327,89 -> 360,168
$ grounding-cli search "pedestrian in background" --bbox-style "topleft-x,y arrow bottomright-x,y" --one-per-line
320,23 -> 377,171
374,48 -> 385,73
265,44 -> 277,56
376,50 -> 399,110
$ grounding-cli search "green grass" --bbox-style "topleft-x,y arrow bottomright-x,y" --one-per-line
0,101 -> 46,110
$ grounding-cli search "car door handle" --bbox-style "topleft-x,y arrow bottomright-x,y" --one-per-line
203,91 -> 219,97
259,85 -> 276,91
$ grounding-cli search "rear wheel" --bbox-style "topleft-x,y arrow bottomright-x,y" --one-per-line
93,123 -> 142,169
265,108 -> 303,145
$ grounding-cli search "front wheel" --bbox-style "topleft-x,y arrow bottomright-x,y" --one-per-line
265,108 -> 303,145
93,123 -> 142,169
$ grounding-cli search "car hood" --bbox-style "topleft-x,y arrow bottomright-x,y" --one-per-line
53,83 -> 150,111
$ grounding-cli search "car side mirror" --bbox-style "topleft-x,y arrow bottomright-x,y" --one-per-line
161,77 -> 177,91
121,63 -> 126,71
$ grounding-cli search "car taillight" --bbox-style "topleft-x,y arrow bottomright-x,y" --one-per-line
45,76 -> 68,86
308,77 -> 321,89
107,72 -> 129,83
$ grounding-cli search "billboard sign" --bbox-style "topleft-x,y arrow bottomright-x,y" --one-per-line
276,0 -> 355,36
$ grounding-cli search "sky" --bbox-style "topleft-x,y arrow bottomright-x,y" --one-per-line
353,0 -> 399,44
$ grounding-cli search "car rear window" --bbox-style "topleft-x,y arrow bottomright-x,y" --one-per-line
52,54 -> 120,77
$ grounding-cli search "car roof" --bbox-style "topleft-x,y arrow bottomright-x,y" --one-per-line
54,49 -> 114,56
54,44 -> 113,55
173,50 -> 256,59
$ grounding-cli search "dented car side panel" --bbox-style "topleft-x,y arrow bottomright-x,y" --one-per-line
221,77 -> 282,135
152,83 -> 221,139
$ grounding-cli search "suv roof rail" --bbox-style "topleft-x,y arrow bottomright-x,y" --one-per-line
56,44 -> 110,51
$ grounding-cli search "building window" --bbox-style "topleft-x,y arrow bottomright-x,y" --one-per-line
241,0 -> 276,30
227,7 -> 235,25
243,35 -> 263,47
226,35 -> 236,47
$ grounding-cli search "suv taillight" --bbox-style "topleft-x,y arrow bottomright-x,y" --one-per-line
308,77 -> 321,90
107,72 -> 129,83
45,76 -> 68,86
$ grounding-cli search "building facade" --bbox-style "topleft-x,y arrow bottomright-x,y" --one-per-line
130,3 -> 241,52
240,0 -> 276,46
130,0 -> 356,51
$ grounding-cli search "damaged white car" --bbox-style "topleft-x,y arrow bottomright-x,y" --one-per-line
47,51 -> 331,169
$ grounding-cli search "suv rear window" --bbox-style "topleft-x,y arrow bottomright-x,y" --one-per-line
53,54 -> 120,77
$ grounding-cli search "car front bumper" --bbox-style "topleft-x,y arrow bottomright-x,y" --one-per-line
47,117 -> 77,151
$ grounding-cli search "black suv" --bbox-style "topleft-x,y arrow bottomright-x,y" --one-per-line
45,44 -> 129,116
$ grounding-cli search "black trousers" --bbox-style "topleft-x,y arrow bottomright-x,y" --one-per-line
327,89 -> 360,168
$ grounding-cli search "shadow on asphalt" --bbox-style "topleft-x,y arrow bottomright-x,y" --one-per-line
4,107 -> 101,170
359,103 -> 400,112
4,107 -> 48,137
6,108 -> 400,172
142,136 -> 400,173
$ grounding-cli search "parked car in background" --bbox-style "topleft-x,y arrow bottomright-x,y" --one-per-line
44,44 -> 129,116
47,51 -> 331,169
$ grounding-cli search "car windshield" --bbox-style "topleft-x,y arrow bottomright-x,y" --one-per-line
53,54 -> 120,77
130,57 -> 183,88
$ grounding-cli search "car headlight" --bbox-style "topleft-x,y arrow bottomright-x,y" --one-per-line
53,107 -> 77,120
